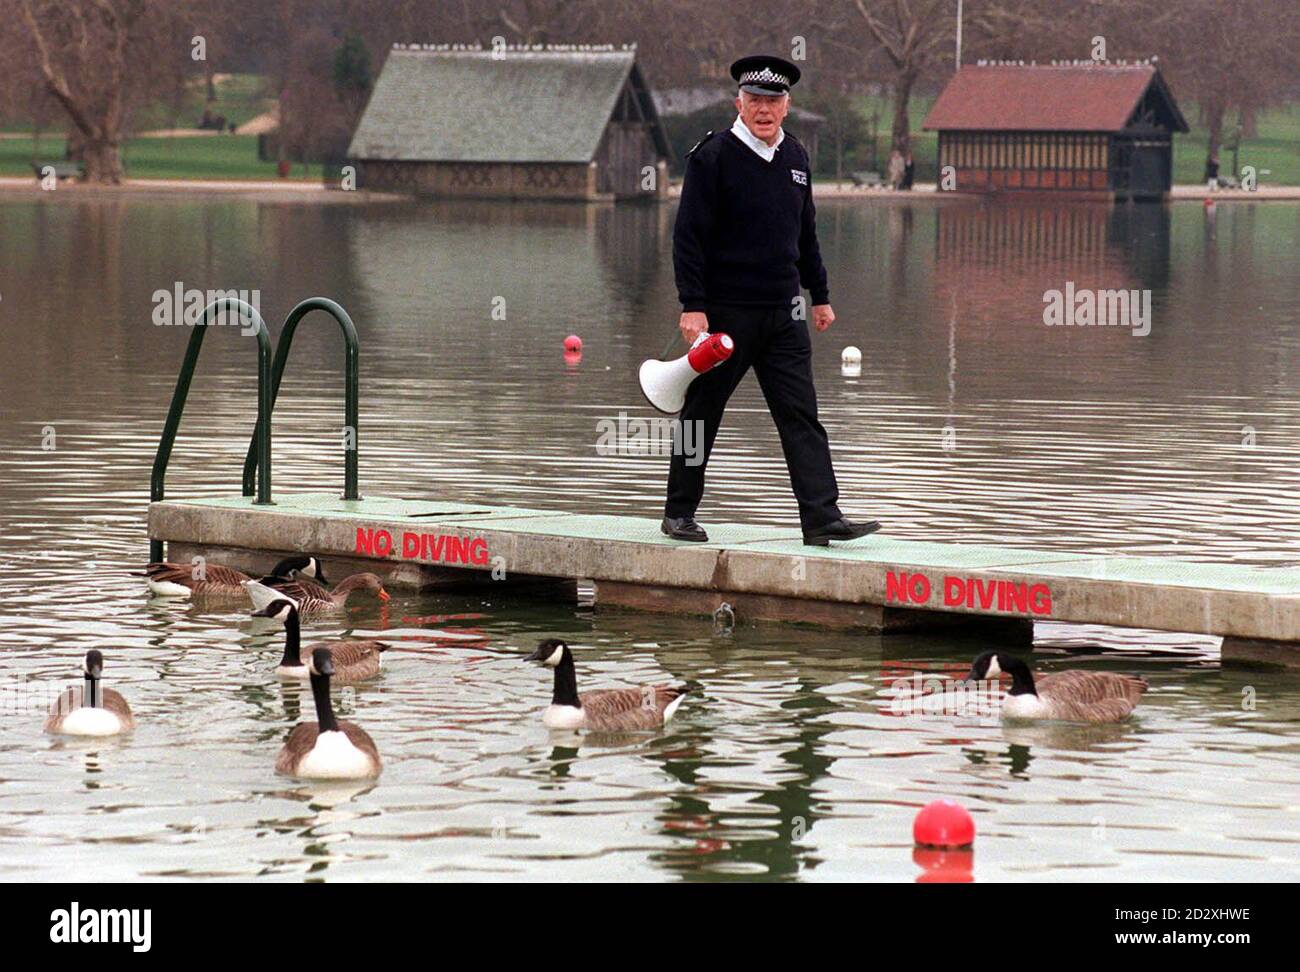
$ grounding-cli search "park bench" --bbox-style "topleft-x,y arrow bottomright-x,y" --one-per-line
849,170 -> 883,188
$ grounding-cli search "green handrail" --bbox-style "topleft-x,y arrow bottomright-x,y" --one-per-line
149,298 -> 273,561
241,297 -> 360,502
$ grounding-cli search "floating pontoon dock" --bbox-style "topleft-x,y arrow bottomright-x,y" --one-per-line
148,492 -> 1300,666
146,297 -> 1300,667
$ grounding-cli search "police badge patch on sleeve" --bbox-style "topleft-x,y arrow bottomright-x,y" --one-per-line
791,169 -> 808,185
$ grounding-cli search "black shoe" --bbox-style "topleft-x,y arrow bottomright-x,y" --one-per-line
661,516 -> 709,542
803,517 -> 881,547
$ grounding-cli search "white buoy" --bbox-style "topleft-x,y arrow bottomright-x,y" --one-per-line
842,345 -> 862,377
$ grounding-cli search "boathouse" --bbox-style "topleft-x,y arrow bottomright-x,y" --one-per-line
347,46 -> 671,201
922,62 -> 1189,199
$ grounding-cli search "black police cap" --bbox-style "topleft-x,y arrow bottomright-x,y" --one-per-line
730,55 -> 801,95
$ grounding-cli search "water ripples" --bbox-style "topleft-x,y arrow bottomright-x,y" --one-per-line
0,196 -> 1297,880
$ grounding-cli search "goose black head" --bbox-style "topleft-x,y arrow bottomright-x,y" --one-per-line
524,639 -> 569,668
963,651 -> 998,683
309,647 -> 335,678
266,556 -> 327,583
962,651 -> 1035,693
251,598 -> 299,623
83,649 -> 104,679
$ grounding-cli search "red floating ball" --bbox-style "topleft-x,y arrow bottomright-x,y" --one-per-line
564,334 -> 583,352
913,799 -> 975,849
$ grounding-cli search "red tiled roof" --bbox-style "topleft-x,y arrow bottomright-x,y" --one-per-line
922,65 -> 1163,132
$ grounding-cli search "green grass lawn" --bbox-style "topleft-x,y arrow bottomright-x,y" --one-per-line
121,134 -> 321,180
1,72 -> 322,181
0,133 -> 321,181
1172,103 -> 1300,185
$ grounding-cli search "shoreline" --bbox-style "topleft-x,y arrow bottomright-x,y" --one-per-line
1,175 -> 1297,203
0,176 -> 406,203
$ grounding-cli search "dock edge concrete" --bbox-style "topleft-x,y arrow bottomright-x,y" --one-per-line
148,494 -> 1300,665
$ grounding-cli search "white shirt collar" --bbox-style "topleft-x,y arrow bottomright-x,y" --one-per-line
730,115 -> 784,162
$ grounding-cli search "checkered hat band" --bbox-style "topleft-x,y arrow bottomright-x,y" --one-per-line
740,68 -> 789,87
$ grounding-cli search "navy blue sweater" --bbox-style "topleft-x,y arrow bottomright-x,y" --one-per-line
673,129 -> 829,312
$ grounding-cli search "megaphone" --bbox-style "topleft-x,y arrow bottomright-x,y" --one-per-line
639,332 -> 735,414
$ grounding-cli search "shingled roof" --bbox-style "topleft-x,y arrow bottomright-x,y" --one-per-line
922,65 -> 1188,133
349,49 -> 665,163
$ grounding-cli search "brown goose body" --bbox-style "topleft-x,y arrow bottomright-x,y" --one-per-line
253,597 -> 387,682
525,639 -> 689,732
275,721 -> 382,778
258,572 -> 388,617
44,651 -> 135,736
1030,670 -> 1148,723
572,685 -> 690,732
276,647 -> 382,780
139,556 -> 326,598
44,687 -> 136,734
138,561 -> 254,597
964,652 -> 1147,724
280,640 -> 387,683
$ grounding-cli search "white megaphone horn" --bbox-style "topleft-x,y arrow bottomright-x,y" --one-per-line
639,332 -> 735,414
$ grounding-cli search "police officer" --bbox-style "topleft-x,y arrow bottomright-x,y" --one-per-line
661,54 -> 880,547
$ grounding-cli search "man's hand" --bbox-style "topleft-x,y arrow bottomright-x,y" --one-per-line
812,304 -> 835,332
680,311 -> 709,345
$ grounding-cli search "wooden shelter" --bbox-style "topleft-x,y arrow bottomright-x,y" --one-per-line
922,63 -> 1189,199
348,46 -> 671,201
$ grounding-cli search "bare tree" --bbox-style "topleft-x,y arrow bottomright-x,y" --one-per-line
846,0 -> 954,153
489,0 -> 614,45
7,0 -> 191,182
1029,0 -> 1298,178
839,0 -> 1046,153
1128,0 -> 1297,176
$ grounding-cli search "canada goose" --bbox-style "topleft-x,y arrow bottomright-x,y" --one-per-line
962,651 -> 1147,724
244,572 -> 389,616
523,639 -> 688,731
137,555 -> 326,598
276,647 -> 382,780
251,598 -> 387,682
44,650 -> 135,736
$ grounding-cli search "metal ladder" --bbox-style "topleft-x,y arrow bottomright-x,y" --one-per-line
149,297 -> 360,561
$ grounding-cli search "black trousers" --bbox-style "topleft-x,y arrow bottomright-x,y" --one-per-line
664,303 -> 842,532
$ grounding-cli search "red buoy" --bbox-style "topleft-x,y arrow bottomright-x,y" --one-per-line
564,334 -> 583,352
913,799 -> 975,849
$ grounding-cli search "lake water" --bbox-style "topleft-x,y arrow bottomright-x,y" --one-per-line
0,192 -> 1297,881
